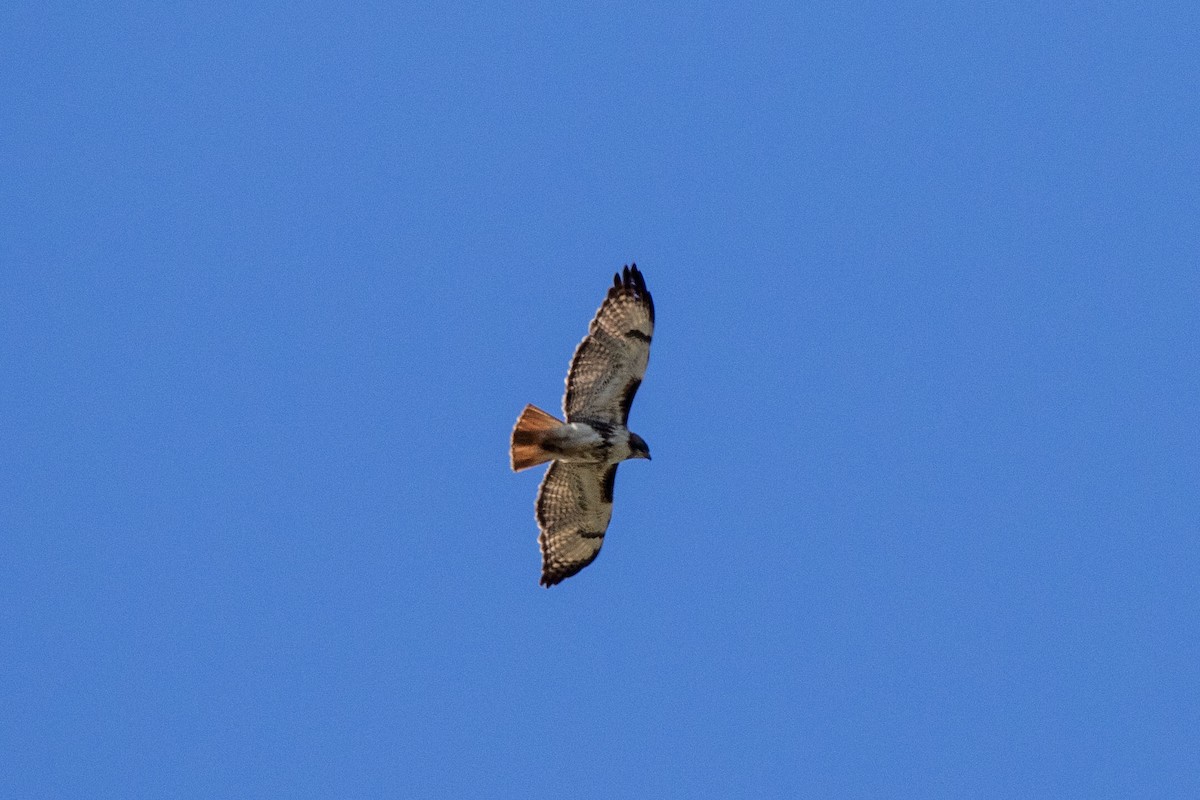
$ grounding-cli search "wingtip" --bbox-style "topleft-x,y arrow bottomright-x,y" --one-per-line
629,264 -> 646,294
604,262 -> 654,322
616,263 -> 645,290
622,263 -> 653,322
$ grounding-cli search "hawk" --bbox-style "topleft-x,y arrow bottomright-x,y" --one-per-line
510,264 -> 654,586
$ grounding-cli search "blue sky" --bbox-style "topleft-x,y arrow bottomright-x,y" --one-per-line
3,2 -> 1198,797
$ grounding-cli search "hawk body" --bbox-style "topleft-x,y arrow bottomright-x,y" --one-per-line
538,421 -> 642,464
511,264 -> 654,586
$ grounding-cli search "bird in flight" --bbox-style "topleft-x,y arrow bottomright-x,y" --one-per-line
510,264 -> 654,586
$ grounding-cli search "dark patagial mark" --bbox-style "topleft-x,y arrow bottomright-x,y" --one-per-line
625,328 -> 652,343
579,529 -> 607,539
586,420 -> 614,439
601,464 -> 618,504
619,378 -> 641,424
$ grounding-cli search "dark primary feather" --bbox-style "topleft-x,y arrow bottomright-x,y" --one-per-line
622,263 -> 654,324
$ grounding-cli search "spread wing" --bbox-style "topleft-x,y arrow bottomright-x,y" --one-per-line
563,264 -> 654,425
536,461 -> 619,586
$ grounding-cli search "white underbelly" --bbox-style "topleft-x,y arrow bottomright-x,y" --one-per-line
542,422 -> 624,463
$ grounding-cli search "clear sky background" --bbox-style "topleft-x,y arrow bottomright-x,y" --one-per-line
3,2 -> 1198,798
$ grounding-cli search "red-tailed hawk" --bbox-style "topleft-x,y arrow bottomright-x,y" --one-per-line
510,264 -> 654,586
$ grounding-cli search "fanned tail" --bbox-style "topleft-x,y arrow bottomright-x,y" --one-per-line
510,404 -> 563,471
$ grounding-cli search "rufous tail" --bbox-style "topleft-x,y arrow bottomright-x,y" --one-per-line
511,404 -> 562,471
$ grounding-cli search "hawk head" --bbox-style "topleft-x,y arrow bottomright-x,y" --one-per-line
628,433 -> 651,461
